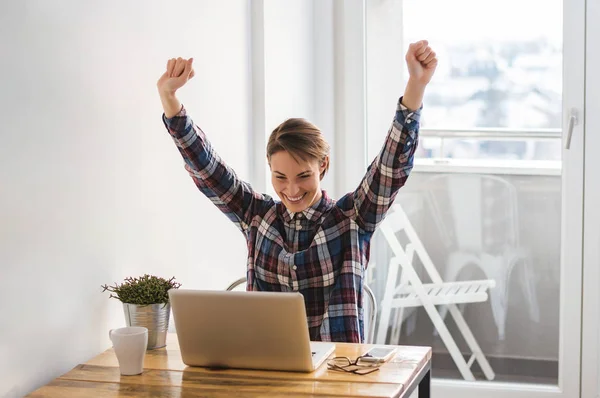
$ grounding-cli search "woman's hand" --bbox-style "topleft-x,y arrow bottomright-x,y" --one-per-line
157,57 -> 195,97
405,40 -> 437,86
402,40 -> 437,111
157,57 -> 195,118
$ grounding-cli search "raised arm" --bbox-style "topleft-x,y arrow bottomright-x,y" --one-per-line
342,40 -> 438,232
157,58 -> 269,233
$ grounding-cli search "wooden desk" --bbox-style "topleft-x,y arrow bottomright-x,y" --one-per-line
28,334 -> 432,397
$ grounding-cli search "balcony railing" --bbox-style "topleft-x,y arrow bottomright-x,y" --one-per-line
415,128 -> 562,175
420,127 -> 561,139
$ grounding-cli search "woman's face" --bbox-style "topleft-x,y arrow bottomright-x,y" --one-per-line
269,150 -> 328,212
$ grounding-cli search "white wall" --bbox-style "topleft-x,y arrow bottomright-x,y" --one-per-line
248,0 -> 358,199
261,0 -> 318,198
366,0 -> 405,161
332,0 -> 368,197
0,1 -> 250,396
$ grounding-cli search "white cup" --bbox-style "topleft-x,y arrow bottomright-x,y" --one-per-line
109,326 -> 148,375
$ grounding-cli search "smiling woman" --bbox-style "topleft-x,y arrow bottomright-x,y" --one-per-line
157,42 -> 437,343
267,118 -> 330,212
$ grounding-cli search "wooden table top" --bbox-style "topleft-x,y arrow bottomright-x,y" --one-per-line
28,334 -> 431,397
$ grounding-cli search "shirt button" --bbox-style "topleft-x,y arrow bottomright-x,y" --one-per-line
292,265 -> 297,271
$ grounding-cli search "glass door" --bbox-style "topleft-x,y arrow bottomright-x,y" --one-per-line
365,0 -> 585,396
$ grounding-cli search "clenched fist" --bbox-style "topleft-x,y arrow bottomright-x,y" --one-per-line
405,40 -> 437,85
157,57 -> 195,96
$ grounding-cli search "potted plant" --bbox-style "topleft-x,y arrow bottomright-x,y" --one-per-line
102,274 -> 181,349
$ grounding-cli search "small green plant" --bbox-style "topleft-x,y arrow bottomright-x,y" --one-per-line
102,274 -> 182,305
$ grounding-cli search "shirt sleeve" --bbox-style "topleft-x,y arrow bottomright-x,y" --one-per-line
162,106 -> 269,233
338,97 -> 420,233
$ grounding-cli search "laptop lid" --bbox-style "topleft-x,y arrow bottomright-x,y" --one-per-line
168,289 -> 334,372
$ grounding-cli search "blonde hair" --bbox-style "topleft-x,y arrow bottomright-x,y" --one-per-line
267,118 -> 330,180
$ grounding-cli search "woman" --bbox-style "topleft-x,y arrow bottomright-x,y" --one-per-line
158,40 -> 437,343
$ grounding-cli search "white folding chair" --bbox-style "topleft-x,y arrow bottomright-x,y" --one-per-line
225,277 -> 377,344
376,204 -> 496,381
420,174 -> 540,341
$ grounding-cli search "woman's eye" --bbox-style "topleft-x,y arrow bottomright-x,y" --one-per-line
300,175 -> 310,179
276,176 -> 286,180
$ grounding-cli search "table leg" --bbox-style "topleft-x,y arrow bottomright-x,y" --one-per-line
418,368 -> 431,398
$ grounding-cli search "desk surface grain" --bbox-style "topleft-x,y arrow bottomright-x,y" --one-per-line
28,334 -> 431,398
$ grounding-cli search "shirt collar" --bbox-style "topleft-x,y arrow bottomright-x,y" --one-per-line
279,190 -> 333,223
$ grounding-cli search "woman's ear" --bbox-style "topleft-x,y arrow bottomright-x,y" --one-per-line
319,156 -> 330,180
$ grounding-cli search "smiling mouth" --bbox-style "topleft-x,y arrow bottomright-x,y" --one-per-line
285,193 -> 306,203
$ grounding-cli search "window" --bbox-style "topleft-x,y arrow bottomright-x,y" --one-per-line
402,0 -> 562,167
365,0 -> 566,387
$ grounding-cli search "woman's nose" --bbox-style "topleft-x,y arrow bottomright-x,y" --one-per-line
287,183 -> 301,196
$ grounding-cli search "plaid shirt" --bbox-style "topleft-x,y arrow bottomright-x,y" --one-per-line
163,97 -> 420,343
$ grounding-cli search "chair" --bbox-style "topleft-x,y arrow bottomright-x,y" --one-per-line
226,277 -> 247,292
375,204 -> 496,381
423,174 -> 540,341
225,277 -> 378,344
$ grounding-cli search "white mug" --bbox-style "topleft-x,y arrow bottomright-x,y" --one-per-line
109,326 -> 148,375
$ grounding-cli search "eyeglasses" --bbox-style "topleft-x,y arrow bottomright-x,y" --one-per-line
326,356 -> 382,375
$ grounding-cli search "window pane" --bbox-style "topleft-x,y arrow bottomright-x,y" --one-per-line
403,0 -> 562,130
418,137 -> 561,161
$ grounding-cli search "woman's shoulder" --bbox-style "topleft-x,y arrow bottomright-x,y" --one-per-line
333,191 -> 355,212
252,191 -> 277,211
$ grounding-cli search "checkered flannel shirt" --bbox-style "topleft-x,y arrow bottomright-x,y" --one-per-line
163,97 -> 420,342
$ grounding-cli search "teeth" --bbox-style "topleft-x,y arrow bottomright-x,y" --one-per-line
287,194 -> 304,202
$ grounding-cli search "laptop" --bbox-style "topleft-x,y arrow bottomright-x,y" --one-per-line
168,289 -> 336,372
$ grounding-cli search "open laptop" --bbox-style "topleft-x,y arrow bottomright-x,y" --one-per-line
168,289 -> 336,372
